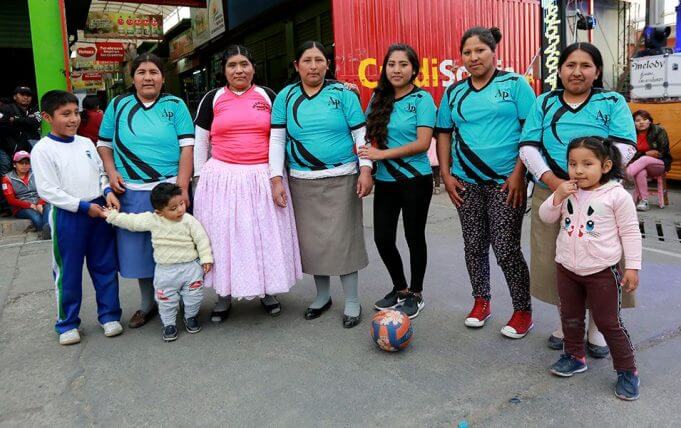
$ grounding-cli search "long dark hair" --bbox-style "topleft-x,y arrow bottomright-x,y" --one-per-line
460,26 -> 502,53
366,44 -> 420,148
567,136 -> 623,183
632,109 -> 654,134
222,45 -> 256,72
289,41 -> 334,83
79,95 -> 100,126
131,53 -> 165,77
557,42 -> 604,90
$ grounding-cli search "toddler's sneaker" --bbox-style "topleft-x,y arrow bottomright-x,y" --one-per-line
636,199 -> 649,211
374,290 -> 407,310
59,328 -> 81,345
398,293 -> 424,319
163,325 -> 178,342
615,370 -> 640,401
184,316 -> 201,334
500,310 -> 533,339
464,297 -> 491,327
101,321 -> 123,337
550,353 -> 587,377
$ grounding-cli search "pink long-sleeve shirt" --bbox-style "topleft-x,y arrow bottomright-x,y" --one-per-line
538,181 -> 642,276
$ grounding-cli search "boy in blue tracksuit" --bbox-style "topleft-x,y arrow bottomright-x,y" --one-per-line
31,90 -> 122,345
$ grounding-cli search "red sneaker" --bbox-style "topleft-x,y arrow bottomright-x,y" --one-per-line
501,310 -> 534,339
464,297 -> 491,328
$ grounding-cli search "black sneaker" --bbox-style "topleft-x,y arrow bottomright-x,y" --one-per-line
398,294 -> 424,319
374,290 -> 407,310
184,316 -> 201,334
162,325 -> 178,342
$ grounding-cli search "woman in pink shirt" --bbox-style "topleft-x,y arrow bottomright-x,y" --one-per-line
193,45 -> 302,321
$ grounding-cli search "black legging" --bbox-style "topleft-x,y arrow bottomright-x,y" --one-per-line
373,175 -> 433,293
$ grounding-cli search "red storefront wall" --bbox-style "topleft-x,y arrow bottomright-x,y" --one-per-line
332,0 -> 541,107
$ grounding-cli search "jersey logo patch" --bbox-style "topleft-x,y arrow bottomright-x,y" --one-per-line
596,111 -> 610,126
328,97 -> 341,109
405,103 -> 416,113
495,89 -> 511,101
252,101 -> 271,112
85,150 -> 93,159
161,108 -> 174,120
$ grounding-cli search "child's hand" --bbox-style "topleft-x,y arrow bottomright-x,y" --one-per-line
554,179 -> 578,205
203,263 -> 213,274
621,269 -> 639,292
87,203 -> 106,219
106,192 -> 120,210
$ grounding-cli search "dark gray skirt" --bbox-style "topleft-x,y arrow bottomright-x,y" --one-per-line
288,173 -> 369,276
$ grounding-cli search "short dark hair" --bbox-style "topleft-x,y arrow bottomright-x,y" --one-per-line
40,90 -> 79,116
295,40 -> 329,62
567,136 -> 623,184
150,183 -> 182,210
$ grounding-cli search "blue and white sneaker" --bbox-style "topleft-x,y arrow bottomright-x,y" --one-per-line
550,353 -> 587,377
615,370 -> 640,401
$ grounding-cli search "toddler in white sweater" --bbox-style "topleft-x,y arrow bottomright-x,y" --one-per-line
105,183 -> 213,342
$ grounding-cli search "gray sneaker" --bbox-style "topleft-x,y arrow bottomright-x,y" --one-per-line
636,200 -> 649,211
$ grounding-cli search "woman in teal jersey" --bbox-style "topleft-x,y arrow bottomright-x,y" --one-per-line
358,44 -> 436,319
519,42 -> 636,355
97,53 -> 195,329
436,27 -> 536,339
269,41 -> 373,328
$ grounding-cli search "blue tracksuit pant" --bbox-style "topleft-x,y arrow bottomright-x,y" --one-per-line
49,199 -> 121,334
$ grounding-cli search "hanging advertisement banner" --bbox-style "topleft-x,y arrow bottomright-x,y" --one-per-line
190,0 -> 225,48
106,0 -> 206,6
71,72 -> 106,91
170,30 -> 194,62
191,8 -> 210,47
84,12 -> 163,39
207,0 -> 226,39
72,43 -> 124,72
540,0 -> 566,92
95,42 -> 126,62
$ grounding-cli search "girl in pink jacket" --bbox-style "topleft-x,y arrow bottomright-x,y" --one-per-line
539,136 -> 641,401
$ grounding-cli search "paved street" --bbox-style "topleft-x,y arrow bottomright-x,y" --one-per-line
1,187 -> 680,427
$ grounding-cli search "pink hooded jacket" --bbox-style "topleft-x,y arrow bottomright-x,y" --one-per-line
539,181 -> 642,276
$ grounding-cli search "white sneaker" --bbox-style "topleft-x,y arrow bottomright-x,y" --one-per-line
636,200 -> 649,211
59,328 -> 81,345
101,321 -> 123,337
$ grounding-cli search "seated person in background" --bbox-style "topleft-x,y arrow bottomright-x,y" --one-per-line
626,110 -> 673,211
1,150 -> 51,238
77,95 -> 103,144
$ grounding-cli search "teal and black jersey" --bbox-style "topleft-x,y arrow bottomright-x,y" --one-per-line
435,70 -> 536,184
367,87 -> 436,182
98,93 -> 195,184
271,80 -> 365,171
519,89 -> 636,179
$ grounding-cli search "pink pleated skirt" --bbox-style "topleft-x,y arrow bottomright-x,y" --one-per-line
194,159 -> 302,299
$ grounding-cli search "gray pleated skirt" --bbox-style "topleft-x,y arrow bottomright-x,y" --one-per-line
288,173 -> 369,276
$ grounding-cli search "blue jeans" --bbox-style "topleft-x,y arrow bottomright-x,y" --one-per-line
16,204 -> 51,230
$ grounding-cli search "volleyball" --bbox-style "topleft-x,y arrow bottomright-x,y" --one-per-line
370,309 -> 413,352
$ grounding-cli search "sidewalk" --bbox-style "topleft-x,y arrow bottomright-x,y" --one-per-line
0,189 -> 680,426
